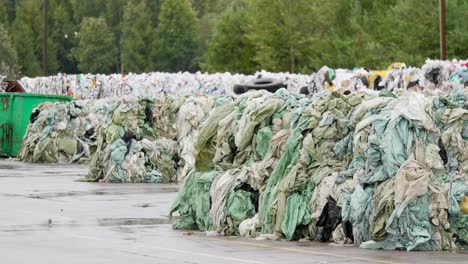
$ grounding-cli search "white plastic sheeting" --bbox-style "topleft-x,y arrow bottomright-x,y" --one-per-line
19,71 -> 314,99
17,60 -> 468,99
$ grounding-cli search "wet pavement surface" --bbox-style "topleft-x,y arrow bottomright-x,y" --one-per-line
0,159 -> 466,264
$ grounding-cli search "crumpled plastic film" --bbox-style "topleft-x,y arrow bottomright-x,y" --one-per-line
84,96 -> 193,183
18,60 -> 468,99
16,62 -> 468,251
20,95 -> 231,185
170,86 -> 468,251
19,71 -> 315,99
19,100 -> 102,163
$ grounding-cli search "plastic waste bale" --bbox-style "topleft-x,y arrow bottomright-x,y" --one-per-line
19,100 -> 101,163
19,71 -> 316,99
170,86 -> 468,252
84,96 -> 183,183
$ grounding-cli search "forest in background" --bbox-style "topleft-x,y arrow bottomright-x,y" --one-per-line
0,0 -> 467,78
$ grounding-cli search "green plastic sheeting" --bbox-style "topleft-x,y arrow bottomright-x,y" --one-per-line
170,87 -> 468,251
226,190 -> 255,234
170,169 -> 221,230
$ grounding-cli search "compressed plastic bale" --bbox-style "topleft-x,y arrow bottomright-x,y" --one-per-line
281,180 -> 313,240
374,156 -> 435,251
235,97 -> 283,151
176,96 -> 217,181
275,146 -> 315,238
212,112 -> 237,170
20,71 -> 318,99
167,86 -> 468,251
170,170 -> 198,230
170,169 -> 221,231
257,104 -> 314,235
145,138 -> 179,183
390,92 -> 438,132
209,170 -> 239,233
232,93 -> 281,166
82,96 -> 189,183
260,124 -> 304,234
370,178 -> 395,242
22,100 -> 103,163
104,138 -> 146,183
390,194 -> 434,251
362,196 -> 434,251
380,118 -> 412,178
349,185 -> 373,244
195,103 -> 236,171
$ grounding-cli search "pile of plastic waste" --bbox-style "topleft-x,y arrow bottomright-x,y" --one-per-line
175,95 -> 233,181
19,92 -> 233,184
170,87 -> 468,251
19,100 -> 103,163
81,95 -> 232,183
79,96 -> 181,183
16,59 -> 468,250
18,60 -> 467,100
19,71 -> 314,99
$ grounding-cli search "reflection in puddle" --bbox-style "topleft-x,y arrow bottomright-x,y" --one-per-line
97,217 -> 171,226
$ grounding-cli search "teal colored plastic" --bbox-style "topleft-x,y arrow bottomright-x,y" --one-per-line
0,93 -> 72,157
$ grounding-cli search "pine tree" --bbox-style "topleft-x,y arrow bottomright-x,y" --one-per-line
203,0 -> 257,73
379,0 -> 439,66
0,0 -> 16,26
122,1 -> 155,73
447,0 -> 468,60
0,3 -> 8,26
0,24 -> 19,78
70,0 -> 107,24
1,0 -> 467,76
145,0 -> 163,27
246,0 -> 324,73
50,0 -> 79,73
190,0 -> 208,17
153,0 -> 198,72
11,0 -> 43,76
72,17 -> 118,74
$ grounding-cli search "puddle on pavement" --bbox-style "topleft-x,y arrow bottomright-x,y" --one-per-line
28,192 -> 81,199
135,203 -> 152,208
97,217 -> 171,226
43,171 -> 66,174
22,187 -> 174,199
158,186 -> 178,193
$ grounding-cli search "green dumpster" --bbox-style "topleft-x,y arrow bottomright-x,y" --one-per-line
0,93 -> 72,157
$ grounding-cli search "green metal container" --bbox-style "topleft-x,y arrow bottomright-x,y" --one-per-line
0,93 -> 72,157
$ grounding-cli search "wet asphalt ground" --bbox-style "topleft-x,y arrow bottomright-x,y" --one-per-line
0,159 -> 467,264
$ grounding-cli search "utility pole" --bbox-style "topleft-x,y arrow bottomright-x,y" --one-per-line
43,0 -> 49,76
439,0 -> 446,60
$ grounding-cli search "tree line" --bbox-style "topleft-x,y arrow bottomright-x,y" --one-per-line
0,0 -> 467,78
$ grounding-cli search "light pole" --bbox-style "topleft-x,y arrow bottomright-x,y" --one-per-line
440,0 -> 446,60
